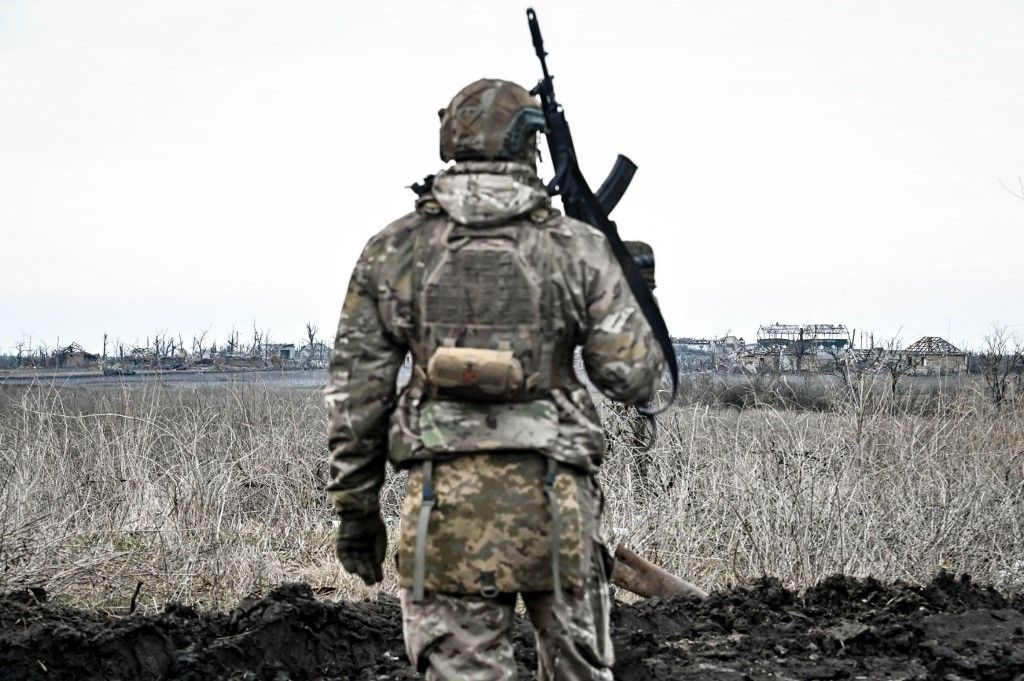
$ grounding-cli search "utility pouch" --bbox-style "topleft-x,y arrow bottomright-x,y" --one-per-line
426,346 -> 524,400
418,399 -> 558,454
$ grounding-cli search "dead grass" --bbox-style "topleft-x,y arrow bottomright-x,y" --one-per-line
1,375 -> 1021,611
602,378 -> 1024,593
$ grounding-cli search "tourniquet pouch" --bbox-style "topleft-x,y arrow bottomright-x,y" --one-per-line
426,346 -> 525,400
397,399 -> 589,594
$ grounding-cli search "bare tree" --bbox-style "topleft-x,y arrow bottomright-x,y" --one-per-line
192,328 -> 210,359
226,326 -> 239,356
14,339 -> 26,367
251,323 -> 263,358
21,334 -> 34,368
825,342 -> 883,411
790,328 -> 813,372
881,338 -> 913,408
54,336 -> 66,368
823,344 -> 844,375
979,324 -> 1024,408
304,322 -> 319,368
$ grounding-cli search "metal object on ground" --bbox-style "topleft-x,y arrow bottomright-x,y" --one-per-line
611,544 -> 708,600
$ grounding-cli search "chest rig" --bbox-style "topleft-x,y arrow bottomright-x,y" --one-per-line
399,213 -> 581,602
416,217 -> 556,400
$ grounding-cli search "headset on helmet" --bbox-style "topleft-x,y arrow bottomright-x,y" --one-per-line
439,79 -> 547,163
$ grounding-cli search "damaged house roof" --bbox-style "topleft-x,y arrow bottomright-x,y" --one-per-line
905,336 -> 964,355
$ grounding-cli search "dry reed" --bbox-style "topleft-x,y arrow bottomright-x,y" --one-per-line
1,374 -> 1021,612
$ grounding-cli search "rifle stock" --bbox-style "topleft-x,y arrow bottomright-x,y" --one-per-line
611,544 -> 708,600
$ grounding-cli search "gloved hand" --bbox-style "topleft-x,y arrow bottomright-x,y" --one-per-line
335,510 -> 387,586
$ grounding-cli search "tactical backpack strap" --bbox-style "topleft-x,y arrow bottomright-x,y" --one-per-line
412,460 -> 436,602
543,457 -> 564,605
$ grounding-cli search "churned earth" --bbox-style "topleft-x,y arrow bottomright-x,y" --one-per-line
2,573 -> 1022,680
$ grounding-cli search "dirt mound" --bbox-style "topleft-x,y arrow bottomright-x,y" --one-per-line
2,573 -> 1022,680
0,583 -> 412,681
613,572 -> 1024,680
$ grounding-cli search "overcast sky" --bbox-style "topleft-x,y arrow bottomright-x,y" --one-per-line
2,1 -> 1022,353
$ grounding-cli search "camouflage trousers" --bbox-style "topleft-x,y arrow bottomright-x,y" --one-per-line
399,554 -> 614,680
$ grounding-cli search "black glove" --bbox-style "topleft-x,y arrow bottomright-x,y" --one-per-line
335,510 -> 387,586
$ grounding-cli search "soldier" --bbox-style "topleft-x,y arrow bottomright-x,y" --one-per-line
325,78 -> 664,680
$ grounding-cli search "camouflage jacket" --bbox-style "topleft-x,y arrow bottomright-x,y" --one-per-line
325,161 -> 664,515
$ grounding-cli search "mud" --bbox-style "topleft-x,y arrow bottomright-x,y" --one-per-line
2,573 -> 1022,680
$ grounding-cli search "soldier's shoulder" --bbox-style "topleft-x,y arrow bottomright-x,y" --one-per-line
367,210 -> 434,245
359,210 -> 441,257
544,214 -> 610,251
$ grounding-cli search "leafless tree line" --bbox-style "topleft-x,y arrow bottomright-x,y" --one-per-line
3,322 -> 332,370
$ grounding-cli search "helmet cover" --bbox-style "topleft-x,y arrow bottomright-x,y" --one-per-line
439,79 -> 545,163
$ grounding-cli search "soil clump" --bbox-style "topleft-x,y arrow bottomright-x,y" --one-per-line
2,573 -> 1022,680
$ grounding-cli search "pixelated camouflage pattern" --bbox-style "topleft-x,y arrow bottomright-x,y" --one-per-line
418,399 -> 558,454
325,160 -> 663,517
397,454 -> 588,593
399,474 -> 613,678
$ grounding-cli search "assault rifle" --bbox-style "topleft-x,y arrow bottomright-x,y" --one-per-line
525,8 -> 678,418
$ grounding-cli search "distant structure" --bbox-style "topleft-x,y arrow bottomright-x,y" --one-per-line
266,343 -> 296,361
65,349 -> 100,369
673,336 -> 749,372
674,337 -> 712,353
299,341 -> 332,368
757,324 -> 849,349
672,337 -> 714,372
904,336 -> 967,375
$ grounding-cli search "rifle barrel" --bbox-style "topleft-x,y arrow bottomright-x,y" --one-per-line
526,9 -> 551,83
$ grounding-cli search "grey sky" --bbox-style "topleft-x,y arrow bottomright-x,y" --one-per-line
2,1 -> 1022,353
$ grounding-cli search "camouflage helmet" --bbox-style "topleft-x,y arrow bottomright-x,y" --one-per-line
439,79 -> 546,163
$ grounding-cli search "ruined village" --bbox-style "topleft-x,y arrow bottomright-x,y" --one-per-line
1,324 -> 333,374
0,321 -> 980,378
677,324 -> 969,376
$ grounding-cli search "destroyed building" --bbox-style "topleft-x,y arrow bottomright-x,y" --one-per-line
266,343 -> 296,361
298,341 -> 332,367
753,324 -> 849,372
904,336 -> 967,375
65,349 -> 100,368
672,337 -> 740,372
756,324 -> 849,349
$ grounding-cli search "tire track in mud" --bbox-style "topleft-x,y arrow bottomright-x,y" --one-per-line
2,574 -> 1022,680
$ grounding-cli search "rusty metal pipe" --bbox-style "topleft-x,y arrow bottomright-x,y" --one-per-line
610,544 -> 708,600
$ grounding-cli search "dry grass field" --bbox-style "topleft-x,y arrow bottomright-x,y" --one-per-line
1,373 -> 1022,613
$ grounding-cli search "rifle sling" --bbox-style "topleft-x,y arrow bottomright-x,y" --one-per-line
562,158 -> 679,417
